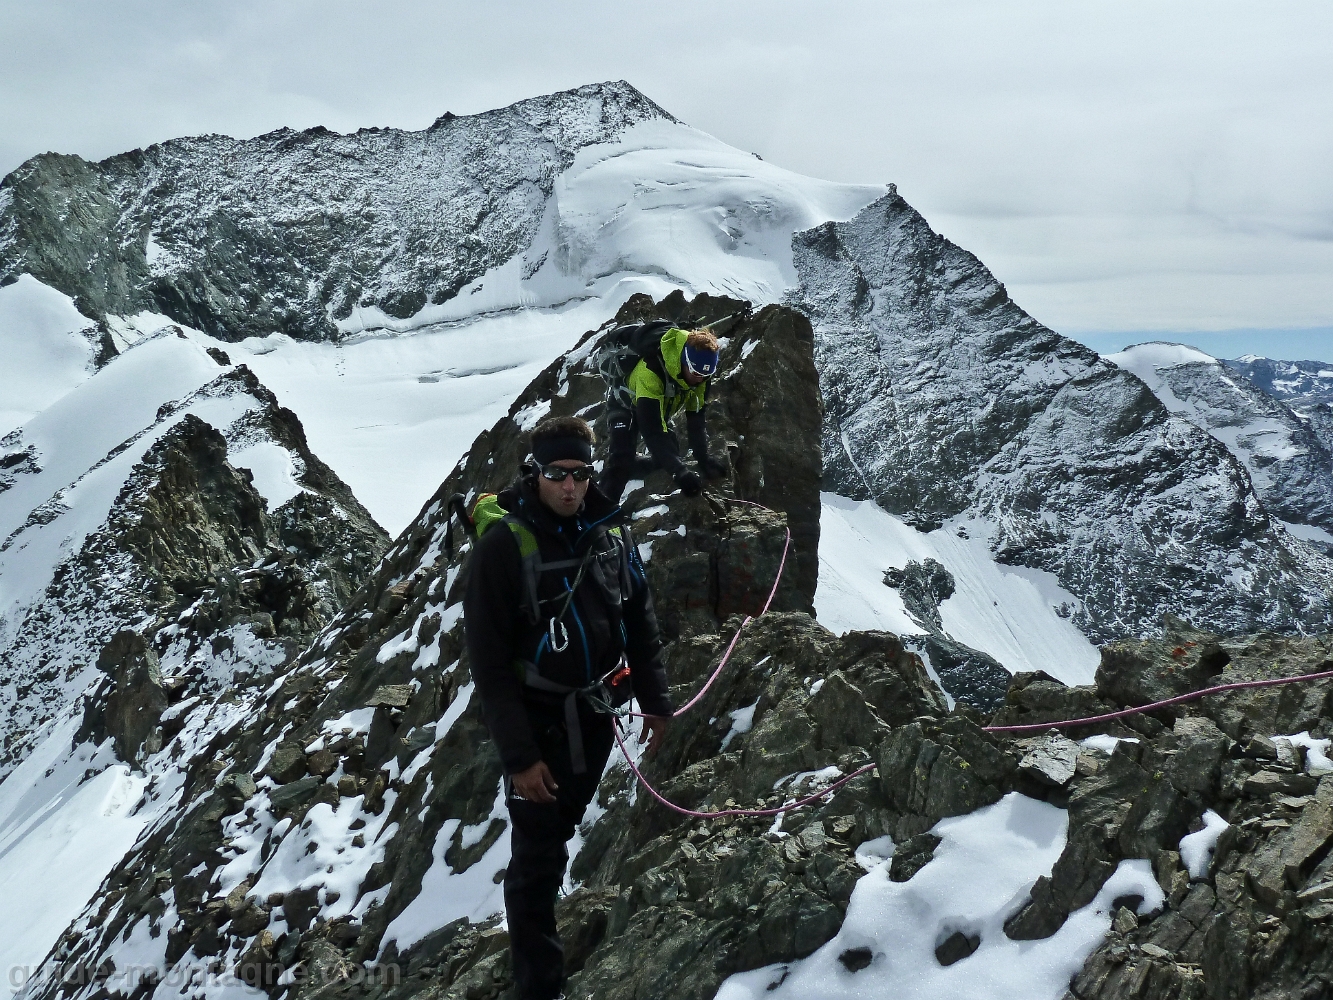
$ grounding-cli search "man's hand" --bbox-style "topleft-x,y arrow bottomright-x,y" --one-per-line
510,760 -> 559,803
699,454 -> 729,479
639,715 -> 670,758
675,469 -> 702,496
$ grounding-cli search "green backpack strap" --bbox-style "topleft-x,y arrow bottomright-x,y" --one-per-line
502,515 -> 543,626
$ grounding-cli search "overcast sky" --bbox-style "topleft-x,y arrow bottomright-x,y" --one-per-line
3,0 -> 1331,360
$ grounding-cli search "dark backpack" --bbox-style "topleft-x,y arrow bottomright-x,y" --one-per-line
593,319 -> 673,409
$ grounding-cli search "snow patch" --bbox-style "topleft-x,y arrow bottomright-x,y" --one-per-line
717,793 -> 1163,1000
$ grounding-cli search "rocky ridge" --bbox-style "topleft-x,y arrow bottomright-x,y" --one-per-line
1108,344 -> 1333,542
0,82 -> 670,341
0,346 -> 388,776
1222,355 -> 1333,462
791,190 -> 1333,644
12,293 -> 1333,1000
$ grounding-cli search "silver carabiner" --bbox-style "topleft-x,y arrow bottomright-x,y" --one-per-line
548,617 -> 570,653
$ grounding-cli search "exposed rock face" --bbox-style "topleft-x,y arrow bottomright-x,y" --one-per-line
0,81 -> 670,340
790,191 -> 1333,643
0,363 -> 388,777
95,630 -> 168,765
1110,344 -> 1333,538
1222,356 -> 1333,411
882,558 -> 1012,710
16,293 -> 949,1000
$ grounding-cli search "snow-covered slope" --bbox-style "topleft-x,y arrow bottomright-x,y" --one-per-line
0,275 -> 101,434
2,85 -> 883,535
815,494 -> 1099,686
0,328 -> 386,778
0,82 -> 882,352
1108,342 -> 1333,543
793,191 -> 1333,643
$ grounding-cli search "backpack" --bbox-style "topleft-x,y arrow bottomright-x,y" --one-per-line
444,492 -> 630,631
444,492 -> 637,745
593,319 -> 673,409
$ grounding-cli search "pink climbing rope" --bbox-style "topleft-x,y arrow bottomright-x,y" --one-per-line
614,719 -> 877,819
616,489 -> 858,819
614,489 -> 1333,818
983,667 -> 1333,735
629,494 -> 791,720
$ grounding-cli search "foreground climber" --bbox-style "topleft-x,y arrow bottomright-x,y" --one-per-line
464,415 -> 672,1000
599,324 -> 730,504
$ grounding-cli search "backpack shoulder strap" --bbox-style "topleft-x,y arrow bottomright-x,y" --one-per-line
501,515 -> 543,625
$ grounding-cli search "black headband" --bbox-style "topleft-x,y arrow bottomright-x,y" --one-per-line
531,433 -> 593,466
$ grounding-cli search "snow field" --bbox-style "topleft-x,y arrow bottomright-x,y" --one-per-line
716,793 -> 1163,1000
0,716 -> 147,996
815,493 -> 1100,686
0,275 -> 97,436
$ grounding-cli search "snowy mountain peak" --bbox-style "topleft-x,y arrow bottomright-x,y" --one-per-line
793,194 -> 1333,642
0,80 -> 677,343
1105,341 -> 1218,370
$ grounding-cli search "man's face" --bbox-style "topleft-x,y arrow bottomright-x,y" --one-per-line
536,459 -> 591,517
682,369 -> 707,387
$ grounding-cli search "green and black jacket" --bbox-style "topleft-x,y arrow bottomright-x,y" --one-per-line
623,325 -> 711,475
463,474 -> 670,774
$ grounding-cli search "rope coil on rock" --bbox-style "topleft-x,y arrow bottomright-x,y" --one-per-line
982,667 -> 1333,735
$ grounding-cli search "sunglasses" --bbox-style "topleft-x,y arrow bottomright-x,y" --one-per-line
540,464 -> 596,482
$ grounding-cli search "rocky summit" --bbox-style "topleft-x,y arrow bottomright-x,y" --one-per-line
791,190 -> 1333,644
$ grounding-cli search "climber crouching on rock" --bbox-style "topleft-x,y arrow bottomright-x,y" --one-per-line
599,325 -> 730,504
464,415 -> 672,1000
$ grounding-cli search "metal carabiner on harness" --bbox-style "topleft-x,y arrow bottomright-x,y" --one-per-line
548,616 -> 570,653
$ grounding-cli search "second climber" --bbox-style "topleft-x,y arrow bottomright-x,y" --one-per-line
599,324 -> 729,504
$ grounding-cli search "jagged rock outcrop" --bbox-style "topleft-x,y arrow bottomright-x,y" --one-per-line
0,82 -> 671,341
0,358 -> 388,777
14,292 -> 951,1000
882,558 -> 1011,710
791,190 -> 1333,643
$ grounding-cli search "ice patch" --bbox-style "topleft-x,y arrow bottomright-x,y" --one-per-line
1179,809 -> 1229,879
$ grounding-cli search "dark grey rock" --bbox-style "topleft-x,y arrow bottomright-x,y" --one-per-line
934,930 -> 979,966
889,832 -> 941,882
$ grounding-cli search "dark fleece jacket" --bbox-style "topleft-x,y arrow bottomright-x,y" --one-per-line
463,471 -> 671,774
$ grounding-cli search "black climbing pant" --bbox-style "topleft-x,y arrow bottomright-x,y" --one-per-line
598,401 -> 639,507
504,702 -> 615,1000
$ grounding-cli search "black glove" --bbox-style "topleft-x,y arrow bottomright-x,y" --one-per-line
675,469 -> 702,496
699,454 -> 729,479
